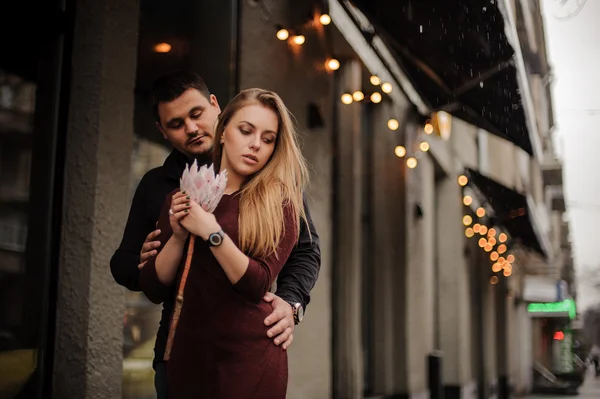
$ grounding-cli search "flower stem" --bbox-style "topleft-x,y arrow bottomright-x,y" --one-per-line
164,234 -> 196,361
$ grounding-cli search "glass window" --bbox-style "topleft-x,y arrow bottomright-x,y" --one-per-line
0,71 -> 38,398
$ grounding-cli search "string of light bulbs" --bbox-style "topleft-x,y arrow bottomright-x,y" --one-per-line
458,174 -> 518,283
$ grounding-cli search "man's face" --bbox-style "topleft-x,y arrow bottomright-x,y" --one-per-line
156,88 -> 221,158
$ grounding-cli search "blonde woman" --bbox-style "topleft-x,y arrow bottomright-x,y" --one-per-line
140,88 -> 309,398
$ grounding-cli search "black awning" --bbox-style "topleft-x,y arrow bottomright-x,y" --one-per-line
349,0 -> 533,155
465,168 -> 545,257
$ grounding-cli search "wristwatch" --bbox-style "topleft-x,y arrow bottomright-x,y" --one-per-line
206,229 -> 225,247
288,301 -> 304,325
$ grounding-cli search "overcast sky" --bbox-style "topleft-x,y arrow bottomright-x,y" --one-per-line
541,0 -> 600,311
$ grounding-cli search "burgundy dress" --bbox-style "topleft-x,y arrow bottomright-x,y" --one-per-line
140,191 -> 298,399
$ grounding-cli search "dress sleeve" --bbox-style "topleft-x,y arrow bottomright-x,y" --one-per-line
233,204 -> 299,303
139,191 -> 178,304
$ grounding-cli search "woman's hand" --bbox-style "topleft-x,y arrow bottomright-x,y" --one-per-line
179,201 -> 221,240
169,191 -> 191,242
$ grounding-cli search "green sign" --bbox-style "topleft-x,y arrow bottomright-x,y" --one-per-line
527,298 -> 576,320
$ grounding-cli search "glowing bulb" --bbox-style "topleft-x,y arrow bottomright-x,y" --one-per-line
424,123 -> 434,134
327,58 -> 340,71
387,118 -> 399,130
292,35 -> 305,45
503,269 -> 512,277
419,141 -> 430,152
476,207 -> 486,218
463,196 -> 473,206
458,175 -> 468,186
498,257 -> 506,264
319,14 -> 331,25
394,145 -> 406,158
463,215 -> 473,226
497,244 -> 507,254
484,243 -> 493,252
406,157 -> 418,169
370,75 -> 381,86
488,237 -> 497,246
341,93 -> 353,104
473,223 -> 481,233
352,91 -> 364,102
490,276 -> 499,284
488,228 -> 497,238
479,225 -> 488,235
499,233 -> 508,243
478,238 -> 487,248
492,263 -> 502,273
370,92 -> 382,103
465,228 -> 474,238
381,82 -> 392,93
276,29 -> 289,41
507,254 -> 515,263
154,42 -> 172,53
490,252 -> 499,261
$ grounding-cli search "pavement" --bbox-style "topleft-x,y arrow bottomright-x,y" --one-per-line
522,367 -> 600,399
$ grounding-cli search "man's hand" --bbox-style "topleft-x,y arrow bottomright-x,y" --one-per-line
138,229 -> 161,269
263,293 -> 295,350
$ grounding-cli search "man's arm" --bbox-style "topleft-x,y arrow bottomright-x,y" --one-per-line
110,173 -> 158,291
275,194 -> 321,311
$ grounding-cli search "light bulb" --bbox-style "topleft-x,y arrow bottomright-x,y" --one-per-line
465,227 -> 474,238
292,35 -> 305,45
154,42 -> 172,53
352,91 -> 364,102
327,58 -> 340,71
381,82 -> 392,93
419,141 -> 430,152
394,145 -> 406,158
462,215 -> 473,226
370,75 -> 381,86
458,175 -> 468,186
463,195 -> 472,206
319,14 -> 331,25
341,93 -> 353,104
406,157 -> 418,169
499,233 -> 508,243
276,29 -> 289,41
490,252 -> 499,261
476,207 -> 486,217
370,92 -> 382,103
424,123 -> 434,134
387,118 -> 399,130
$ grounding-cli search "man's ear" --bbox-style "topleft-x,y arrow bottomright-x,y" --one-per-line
210,94 -> 221,113
156,121 -> 168,140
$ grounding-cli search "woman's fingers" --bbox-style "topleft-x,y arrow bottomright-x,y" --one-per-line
171,202 -> 191,213
172,208 -> 189,220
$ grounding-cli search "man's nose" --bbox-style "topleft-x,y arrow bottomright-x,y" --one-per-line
184,119 -> 197,134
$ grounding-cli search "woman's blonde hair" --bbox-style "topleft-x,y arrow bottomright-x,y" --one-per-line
213,88 -> 310,258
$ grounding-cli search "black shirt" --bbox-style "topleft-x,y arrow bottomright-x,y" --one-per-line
110,149 -> 321,364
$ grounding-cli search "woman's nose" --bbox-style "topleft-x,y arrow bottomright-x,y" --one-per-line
249,136 -> 261,150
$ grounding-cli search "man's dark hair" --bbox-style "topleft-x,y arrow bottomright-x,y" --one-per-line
150,70 -> 211,124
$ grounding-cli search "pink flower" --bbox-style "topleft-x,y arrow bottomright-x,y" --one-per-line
180,161 -> 228,213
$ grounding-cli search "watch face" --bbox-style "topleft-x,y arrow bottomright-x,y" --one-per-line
209,233 -> 223,246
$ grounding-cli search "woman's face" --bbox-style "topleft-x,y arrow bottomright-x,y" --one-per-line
219,104 -> 278,181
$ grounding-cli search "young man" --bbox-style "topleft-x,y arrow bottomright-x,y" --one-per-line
110,70 -> 321,397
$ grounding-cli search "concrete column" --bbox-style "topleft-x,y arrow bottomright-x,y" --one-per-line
332,60 -> 364,398
496,278 -> 509,399
52,0 -> 138,397
370,101 -> 410,395
403,152 -> 435,397
436,176 -> 474,399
